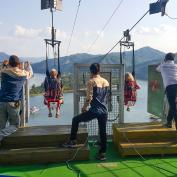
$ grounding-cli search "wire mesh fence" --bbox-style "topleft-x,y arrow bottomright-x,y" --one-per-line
74,64 -> 124,137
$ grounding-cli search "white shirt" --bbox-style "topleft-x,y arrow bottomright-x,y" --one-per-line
156,61 -> 177,88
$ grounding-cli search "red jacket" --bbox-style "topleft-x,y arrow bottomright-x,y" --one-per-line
124,80 -> 140,105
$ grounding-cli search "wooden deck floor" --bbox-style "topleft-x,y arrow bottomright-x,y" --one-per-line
0,125 -> 89,165
113,122 -> 177,157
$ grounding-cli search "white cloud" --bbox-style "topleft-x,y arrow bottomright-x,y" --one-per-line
0,35 -> 43,57
0,22 -> 3,25
0,25 -> 70,57
83,30 -> 104,38
133,24 -> 177,53
70,30 -> 105,54
96,31 -> 104,38
135,24 -> 177,36
14,25 -> 43,38
13,25 -> 68,40
56,29 -> 68,39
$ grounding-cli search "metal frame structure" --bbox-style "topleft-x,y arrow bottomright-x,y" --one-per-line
120,41 -> 135,77
73,63 -> 124,137
41,0 -> 62,11
41,0 -> 62,76
45,39 -> 61,75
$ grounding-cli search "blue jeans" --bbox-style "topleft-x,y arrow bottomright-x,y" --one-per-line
0,102 -> 20,140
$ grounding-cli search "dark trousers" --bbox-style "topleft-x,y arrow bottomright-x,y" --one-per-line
70,111 -> 107,153
166,84 -> 177,125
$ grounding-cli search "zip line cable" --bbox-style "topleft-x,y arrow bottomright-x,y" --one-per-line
86,1 -> 162,61
100,9 -> 149,60
66,0 -> 82,57
86,0 -> 124,53
80,8 -> 150,63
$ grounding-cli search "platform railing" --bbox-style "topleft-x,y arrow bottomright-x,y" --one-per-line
73,63 -> 124,137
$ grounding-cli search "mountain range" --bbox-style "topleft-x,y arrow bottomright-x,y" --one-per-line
1,46 -> 176,80
31,46 -> 167,80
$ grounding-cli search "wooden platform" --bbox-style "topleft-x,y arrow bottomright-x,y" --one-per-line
0,125 -> 89,165
113,122 -> 177,157
2,125 -> 87,149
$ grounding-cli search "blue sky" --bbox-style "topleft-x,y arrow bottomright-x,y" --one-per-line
0,0 -> 177,57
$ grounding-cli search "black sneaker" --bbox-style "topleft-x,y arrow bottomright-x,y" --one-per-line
163,123 -> 172,128
96,153 -> 106,161
63,140 -> 77,148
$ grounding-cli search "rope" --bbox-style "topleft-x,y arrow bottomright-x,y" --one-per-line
45,42 -> 50,77
66,0 -> 82,56
86,0 -> 124,53
65,136 -> 89,177
53,45 -> 56,68
122,132 -> 177,175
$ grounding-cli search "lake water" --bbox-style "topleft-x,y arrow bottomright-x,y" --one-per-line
29,74 -> 151,126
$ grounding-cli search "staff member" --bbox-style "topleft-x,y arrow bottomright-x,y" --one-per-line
156,53 -> 177,129
0,55 -> 33,144
64,63 -> 109,161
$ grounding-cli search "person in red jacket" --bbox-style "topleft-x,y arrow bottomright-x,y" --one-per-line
124,72 -> 140,111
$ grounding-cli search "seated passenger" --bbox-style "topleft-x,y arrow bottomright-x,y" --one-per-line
44,68 -> 63,118
124,72 -> 140,111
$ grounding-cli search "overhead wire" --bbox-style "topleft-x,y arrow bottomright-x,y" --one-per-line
66,0 -> 82,57
94,0 -> 161,62
86,0 -> 124,53
165,13 -> 177,20
100,9 -> 149,61
81,8 -> 150,63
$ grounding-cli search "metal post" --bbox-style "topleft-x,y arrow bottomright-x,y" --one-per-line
45,41 -> 49,76
132,43 -> 135,77
119,64 -> 125,123
57,42 -> 61,75
20,62 -> 26,127
120,43 -> 123,64
25,78 -> 30,124
73,63 -> 79,116
50,7 -> 55,48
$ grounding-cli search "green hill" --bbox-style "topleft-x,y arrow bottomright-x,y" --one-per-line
31,46 -> 166,80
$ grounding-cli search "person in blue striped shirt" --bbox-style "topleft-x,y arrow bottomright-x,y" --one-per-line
63,63 -> 109,160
